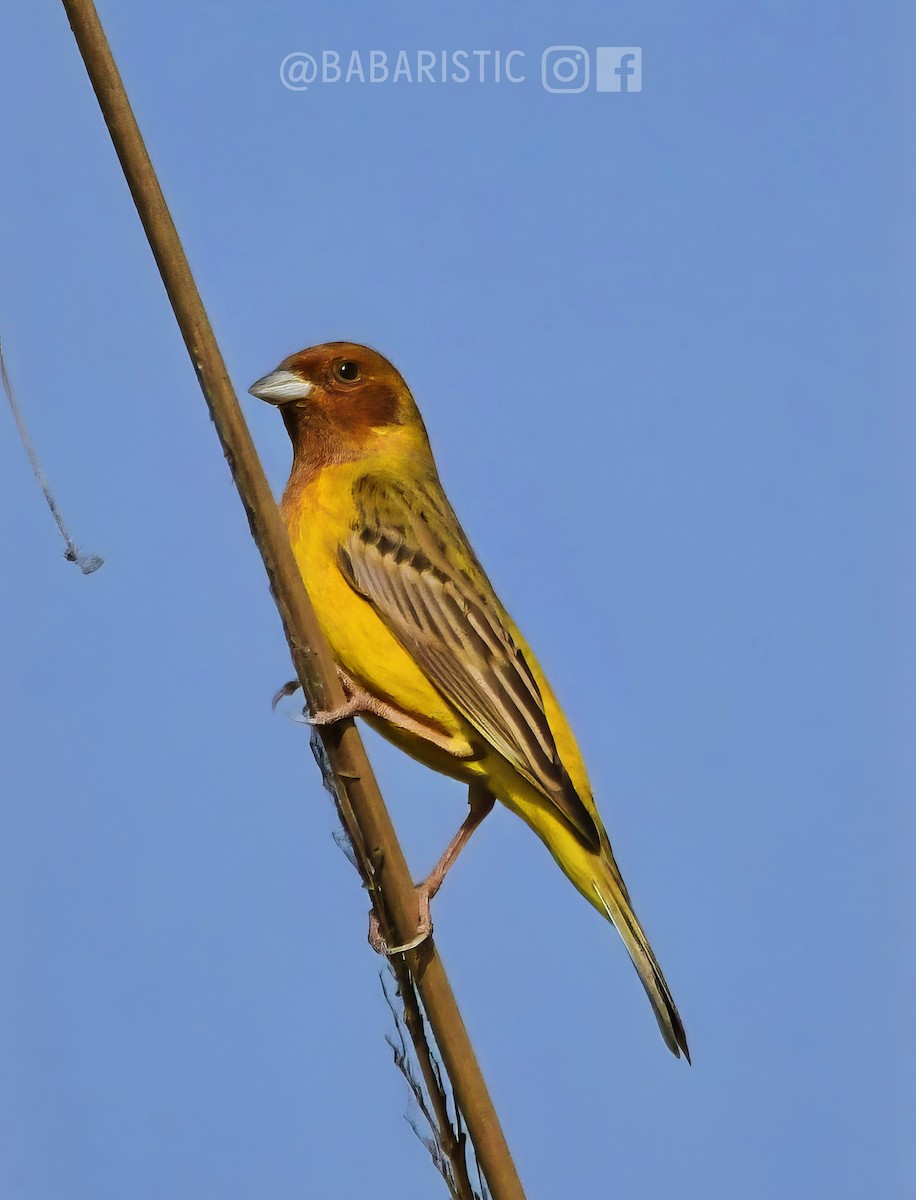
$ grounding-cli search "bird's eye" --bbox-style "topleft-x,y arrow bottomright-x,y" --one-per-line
333,360 -> 361,383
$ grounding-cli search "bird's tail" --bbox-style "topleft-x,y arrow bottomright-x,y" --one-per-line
592,851 -> 690,1062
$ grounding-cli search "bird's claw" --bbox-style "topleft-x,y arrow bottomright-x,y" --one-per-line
368,889 -> 433,956
271,680 -> 301,711
273,680 -> 365,727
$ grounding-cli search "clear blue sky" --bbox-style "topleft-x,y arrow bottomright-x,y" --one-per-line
1,3 -> 912,1197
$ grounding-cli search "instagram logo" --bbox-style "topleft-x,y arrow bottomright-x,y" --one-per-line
541,46 -> 590,93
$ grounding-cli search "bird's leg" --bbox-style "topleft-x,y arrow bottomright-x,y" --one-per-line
305,670 -> 474,759
369,785 -> 496,955
420,785 -> 496,905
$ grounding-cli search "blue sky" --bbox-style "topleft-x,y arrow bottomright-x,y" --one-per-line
1,3 -> 912,1197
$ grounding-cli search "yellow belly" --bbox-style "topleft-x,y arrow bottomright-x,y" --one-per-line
283,463 -> 481,778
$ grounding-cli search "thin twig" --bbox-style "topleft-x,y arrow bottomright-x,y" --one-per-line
1,338 -> 103,574
382,969 -> 485,1200
396,966 -> 477,1199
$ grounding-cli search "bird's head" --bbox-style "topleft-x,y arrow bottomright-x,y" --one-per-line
249,341 -> 427,470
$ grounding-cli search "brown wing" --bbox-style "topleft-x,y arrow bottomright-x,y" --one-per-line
338,474 -> 600,850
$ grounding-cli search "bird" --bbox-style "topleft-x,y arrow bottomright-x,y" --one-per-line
250,342 -> 689,1060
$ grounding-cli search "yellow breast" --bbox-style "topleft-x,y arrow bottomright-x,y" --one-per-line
282,462 -> 473,753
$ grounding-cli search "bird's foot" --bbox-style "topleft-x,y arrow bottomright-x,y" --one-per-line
366,785 -> 494,955
275,672 -> 476,759
273,673 -> 375,726
306,688 -> 378,727
367,885 -> 434,956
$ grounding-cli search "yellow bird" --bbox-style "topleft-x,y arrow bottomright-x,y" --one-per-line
250,342 -> 689,1060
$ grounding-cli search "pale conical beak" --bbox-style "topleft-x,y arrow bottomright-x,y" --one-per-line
248,369 -> 313,404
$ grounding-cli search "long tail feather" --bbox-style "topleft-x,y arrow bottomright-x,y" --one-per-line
593,872 -> 690,1062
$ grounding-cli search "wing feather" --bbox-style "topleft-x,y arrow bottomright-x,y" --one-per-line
340,475 -> 600,849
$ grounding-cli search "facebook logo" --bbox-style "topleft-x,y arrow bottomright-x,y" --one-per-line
596,47 -> 642,92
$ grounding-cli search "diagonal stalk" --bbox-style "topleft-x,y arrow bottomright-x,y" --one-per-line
58,3 -> 525,1197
